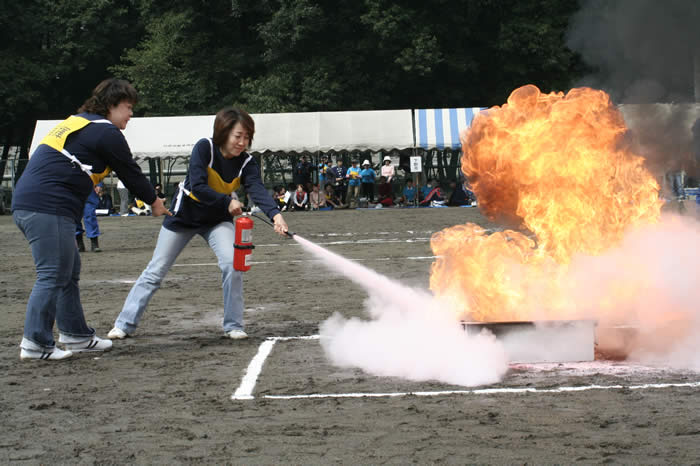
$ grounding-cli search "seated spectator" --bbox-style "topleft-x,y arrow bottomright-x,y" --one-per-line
154,183 -> 167,207
95,183 -> 113,215
377,176 -> 394,207
324,183 -> 345,209
419,178 -> 445,206
420,178 -> 436,201
273,185 -> 288,211
291,184 -> 308,211
309,183 -> 326,210
448,180 -> 476,206
399,179 -> 417,206
131,198 -> 152,215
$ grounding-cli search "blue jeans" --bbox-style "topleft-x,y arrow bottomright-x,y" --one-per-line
115,222 -> 244,333
13,210 -> 95,349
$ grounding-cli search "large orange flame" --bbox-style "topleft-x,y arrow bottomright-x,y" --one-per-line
430,85 -> 662,322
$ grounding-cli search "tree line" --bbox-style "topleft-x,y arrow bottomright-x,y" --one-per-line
1,0 -> 586,165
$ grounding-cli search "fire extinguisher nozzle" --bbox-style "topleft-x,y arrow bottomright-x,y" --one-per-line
285,231 -> 295,238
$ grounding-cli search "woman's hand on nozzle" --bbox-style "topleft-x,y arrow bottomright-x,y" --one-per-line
272,213 -> 289,237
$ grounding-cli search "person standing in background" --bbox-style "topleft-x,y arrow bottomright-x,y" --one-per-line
380,155 -> 396,199
330,158 -> 348,204
117,179 -> 130,216
318,155 -> 330,188
345,159 -> 361,208
381,154 -> 395,181
294,155 -> 312,191
76,183 -> 103,252
359,159 -> 376,203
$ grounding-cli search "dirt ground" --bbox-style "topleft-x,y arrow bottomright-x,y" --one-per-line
1,207 -> 698,464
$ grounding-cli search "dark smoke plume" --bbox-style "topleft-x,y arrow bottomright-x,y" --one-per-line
567,0 -> 700,182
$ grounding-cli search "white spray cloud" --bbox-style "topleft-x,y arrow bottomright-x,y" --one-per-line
565,213 -> 700,368
294,235 -> 508,387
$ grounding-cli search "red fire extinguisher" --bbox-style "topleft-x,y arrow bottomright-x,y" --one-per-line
233,215 -> 255,272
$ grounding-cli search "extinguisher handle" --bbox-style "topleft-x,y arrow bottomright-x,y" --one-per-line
234,244 -> 255,250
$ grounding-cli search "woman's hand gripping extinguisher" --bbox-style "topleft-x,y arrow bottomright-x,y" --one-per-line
233,214 -> 255,272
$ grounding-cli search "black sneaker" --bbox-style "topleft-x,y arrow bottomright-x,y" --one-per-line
90,237 -> 101,253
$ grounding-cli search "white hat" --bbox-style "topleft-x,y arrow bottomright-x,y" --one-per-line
362,159 -> 370,166
383,155 -> 391,162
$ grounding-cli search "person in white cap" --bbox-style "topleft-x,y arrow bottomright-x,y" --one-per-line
359,159 -> 376,203
380,155 -> 396,200
380,155 -> 395,183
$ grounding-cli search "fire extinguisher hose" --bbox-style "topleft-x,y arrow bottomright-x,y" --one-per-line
250,212 -> 295,238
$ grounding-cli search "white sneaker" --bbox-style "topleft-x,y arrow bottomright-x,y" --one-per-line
107,327 -> 128,339
58,334 -> 113,352
19,338 -> 73,361
227,329 -> 248,340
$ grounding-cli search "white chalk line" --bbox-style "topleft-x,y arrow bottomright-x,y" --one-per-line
232,339 -> 277,400
306,228 -> 497,238
261,381 -> 700,400
176,255 -> 437,267
232,335 -> 700,401
255,238 -> 432,247
231,335 -> 321,400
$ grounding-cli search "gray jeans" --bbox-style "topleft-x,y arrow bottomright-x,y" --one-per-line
118,188 -> 129,215
114,223 -> 244,333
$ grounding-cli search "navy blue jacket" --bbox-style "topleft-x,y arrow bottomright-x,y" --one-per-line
12,113 -> 155,222
165,138 -> 280,231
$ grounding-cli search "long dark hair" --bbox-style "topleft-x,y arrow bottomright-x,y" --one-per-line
213,108 -> 255,148
77,78 -> 138,116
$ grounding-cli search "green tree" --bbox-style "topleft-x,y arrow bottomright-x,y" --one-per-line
1,0 -> 144,155
3,0 -> 587,159
114,0 -> 268,115
240,0 -> 584,112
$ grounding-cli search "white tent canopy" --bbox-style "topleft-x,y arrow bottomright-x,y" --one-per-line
30,109 -> 415,159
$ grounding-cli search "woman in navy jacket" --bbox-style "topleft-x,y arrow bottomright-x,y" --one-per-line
109,108 -> 288,341
12,78 -> 170,361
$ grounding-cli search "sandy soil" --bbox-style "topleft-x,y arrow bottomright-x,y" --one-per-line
1,207 -> 698,464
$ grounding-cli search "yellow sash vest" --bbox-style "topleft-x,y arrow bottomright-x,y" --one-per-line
40,115 -> 112,185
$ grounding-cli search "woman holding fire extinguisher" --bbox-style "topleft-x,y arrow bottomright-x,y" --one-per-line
108,108 -> 288,341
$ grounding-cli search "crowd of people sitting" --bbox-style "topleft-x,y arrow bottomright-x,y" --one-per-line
270,155 -> 476,211
93,156 -> 476,219
67,157 -> 474,257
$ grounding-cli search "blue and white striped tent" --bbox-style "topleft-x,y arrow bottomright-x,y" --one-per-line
415,108 -> 486,150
